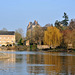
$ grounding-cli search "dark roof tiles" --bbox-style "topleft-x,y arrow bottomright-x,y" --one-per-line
0,31 -> 15,35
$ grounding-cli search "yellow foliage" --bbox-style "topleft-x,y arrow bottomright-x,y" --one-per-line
44,26 -> 62,47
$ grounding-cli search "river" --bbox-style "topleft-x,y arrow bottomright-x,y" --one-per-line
0,50 -> 75,75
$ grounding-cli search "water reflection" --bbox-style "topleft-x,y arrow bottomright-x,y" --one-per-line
0,51 -> 75,75
27,53 -> 46,75
26,52 -> 75,75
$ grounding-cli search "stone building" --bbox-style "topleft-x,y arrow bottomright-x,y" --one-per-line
27,20 -> 40,31
26,20 -> 41,45
0,31 -> 15,46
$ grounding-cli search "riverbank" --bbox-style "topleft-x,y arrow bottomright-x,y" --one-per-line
0,45 -> 30,51
37,47 -> 75,52
0,45 -> 75,52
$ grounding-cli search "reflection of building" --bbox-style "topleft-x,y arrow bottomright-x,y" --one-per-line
6,51 -> 16,63
0,51 -> 16,72
68,44 -> 73,49
0,31 -> 15,46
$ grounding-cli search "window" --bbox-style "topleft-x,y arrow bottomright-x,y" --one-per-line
8,37 -> 9,39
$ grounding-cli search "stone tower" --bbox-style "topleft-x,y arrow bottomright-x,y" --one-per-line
27,20 -> 40,31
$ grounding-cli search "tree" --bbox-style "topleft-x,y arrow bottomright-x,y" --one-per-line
55,20 -> 64,30
15,28 -> 24,43
44,23 -> 51,27
55,12 -> 69,30
44,26 -> 62,47
26,30 -> 31,40
31,26 -> 44,44
62,12 -> 69,26
68,19 -> 75,30
26,25 -> 44,45
16,28 -> 24,37
63,29 -> 75,48
43,24 -> 51,31
55,20 -> 60,26
18,38 -> 23,45
1,28 -> 8,31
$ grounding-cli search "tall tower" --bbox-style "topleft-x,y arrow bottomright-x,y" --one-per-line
27,22 -> 32,30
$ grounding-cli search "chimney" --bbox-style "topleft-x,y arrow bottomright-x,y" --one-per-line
29,22 -> 32,26
34,20 -> 38,25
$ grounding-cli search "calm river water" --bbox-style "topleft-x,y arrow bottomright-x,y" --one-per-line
0,50 -> 75,75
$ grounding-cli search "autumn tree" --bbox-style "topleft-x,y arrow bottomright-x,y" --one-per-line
63,29 -> 75,48
68,19 -> 75,30
44,26 -> 62,47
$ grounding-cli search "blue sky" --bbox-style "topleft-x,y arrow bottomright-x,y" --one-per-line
0,0 -> 75,36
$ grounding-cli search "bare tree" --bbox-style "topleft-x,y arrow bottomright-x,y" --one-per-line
1,28 -> 8,31
15,28 -> 24,43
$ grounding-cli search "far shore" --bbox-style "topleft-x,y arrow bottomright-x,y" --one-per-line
0,45 -> 75,52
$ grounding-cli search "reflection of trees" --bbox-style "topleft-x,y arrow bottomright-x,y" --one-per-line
65,53 -> 75,75
26,52 -> 75,75
26,54 -> 45,74
44,52 -> 62,75
44,52 -> 75,75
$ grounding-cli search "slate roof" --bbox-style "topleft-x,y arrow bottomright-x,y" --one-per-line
0,31 -> 15,35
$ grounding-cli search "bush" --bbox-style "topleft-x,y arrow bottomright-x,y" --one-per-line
2,45 -> 5,47
30,44 -> 37,51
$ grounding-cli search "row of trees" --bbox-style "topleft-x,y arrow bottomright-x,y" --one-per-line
26,12 -> 75,49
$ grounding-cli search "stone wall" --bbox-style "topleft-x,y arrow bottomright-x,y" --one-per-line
37,45 -> 50,49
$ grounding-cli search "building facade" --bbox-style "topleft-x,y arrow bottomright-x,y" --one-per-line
0,31 -> 15,46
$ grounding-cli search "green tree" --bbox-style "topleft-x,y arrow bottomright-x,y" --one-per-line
18,38 -> 23,45
62,12 -> 69,26
55,20 -> 64,30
